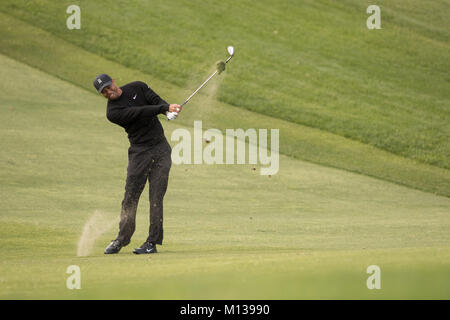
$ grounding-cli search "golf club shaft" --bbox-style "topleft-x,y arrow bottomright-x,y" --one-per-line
181,70 -> 218,107
181,54 -> 234,107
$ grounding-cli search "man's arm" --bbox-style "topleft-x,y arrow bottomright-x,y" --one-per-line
139,81 -> 168,106
107,103 -> 169,126
139,81 -> 183,120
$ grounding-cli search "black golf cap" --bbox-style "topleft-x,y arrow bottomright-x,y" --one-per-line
93,74 -> 113,93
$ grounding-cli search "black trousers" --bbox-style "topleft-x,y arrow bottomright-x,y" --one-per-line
116,139 -> 172,246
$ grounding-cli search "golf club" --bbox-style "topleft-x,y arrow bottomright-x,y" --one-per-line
167,46 -> 235,120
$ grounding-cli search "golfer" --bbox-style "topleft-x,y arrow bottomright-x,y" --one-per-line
93,74 -> 182,254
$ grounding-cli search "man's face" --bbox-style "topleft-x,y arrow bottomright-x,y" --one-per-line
101,80 -> 121,100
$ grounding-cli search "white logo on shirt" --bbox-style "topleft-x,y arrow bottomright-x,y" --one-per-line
133,94 -> 137,100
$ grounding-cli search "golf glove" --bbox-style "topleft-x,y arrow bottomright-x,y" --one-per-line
166,111 -> 178,121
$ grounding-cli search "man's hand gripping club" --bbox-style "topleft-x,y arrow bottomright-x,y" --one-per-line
166,104 -> 182,120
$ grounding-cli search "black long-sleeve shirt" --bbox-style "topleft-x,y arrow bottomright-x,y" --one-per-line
106,81 -> 170,146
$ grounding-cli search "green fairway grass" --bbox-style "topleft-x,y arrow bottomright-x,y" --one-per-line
0,54 -> 449,299
0,0 -> 449,300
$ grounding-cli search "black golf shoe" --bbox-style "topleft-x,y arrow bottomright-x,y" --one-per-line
104,239 -> 122,254
133,241 -> 157,254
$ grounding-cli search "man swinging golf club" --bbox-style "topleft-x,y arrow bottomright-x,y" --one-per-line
94,47 -> 234,255
93,74 -> 182,254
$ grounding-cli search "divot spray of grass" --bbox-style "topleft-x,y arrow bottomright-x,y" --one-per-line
77,210 -> 118,256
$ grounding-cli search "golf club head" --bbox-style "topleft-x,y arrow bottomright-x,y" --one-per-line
227,46 -> 234,56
